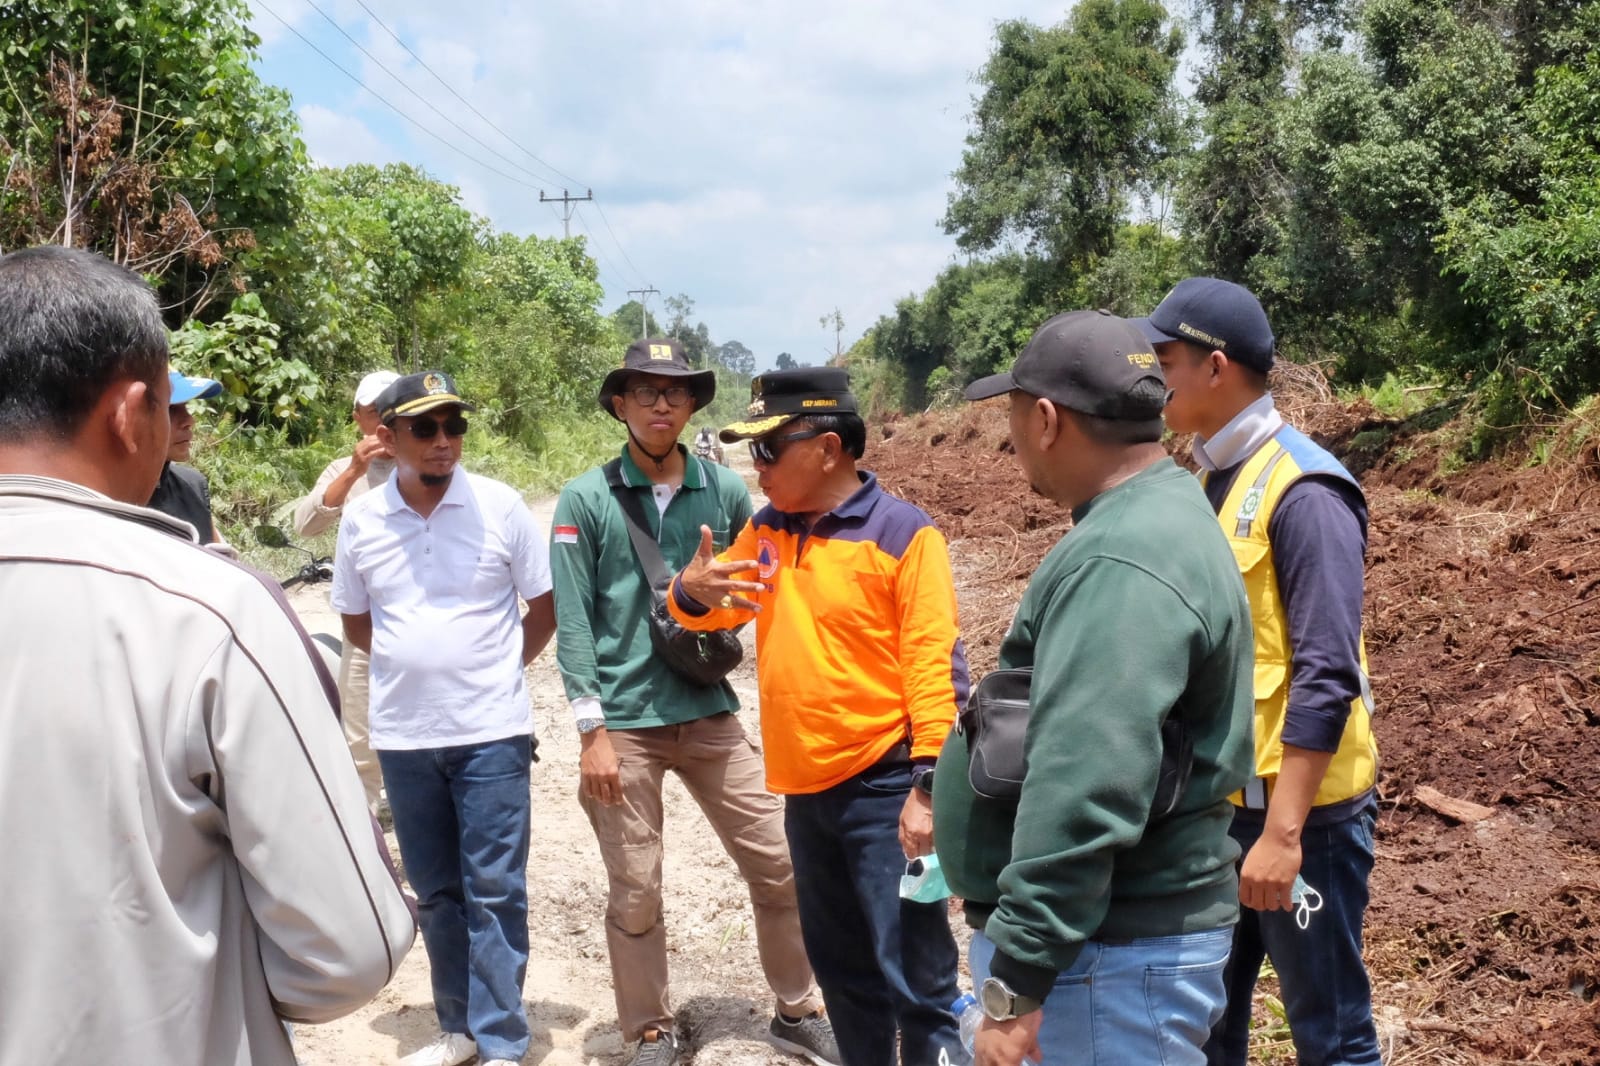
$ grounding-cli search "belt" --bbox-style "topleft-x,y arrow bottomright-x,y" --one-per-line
878,739 -> 911,766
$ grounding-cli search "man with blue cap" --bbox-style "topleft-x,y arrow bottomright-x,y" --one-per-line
1133,278 -> 1382,1066
147,368 -> 223,542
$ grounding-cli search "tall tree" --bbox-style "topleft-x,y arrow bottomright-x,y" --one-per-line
716,340 -> 756,377
320,163 -> 478,370
0,0 -> 307,320
943,0 -> 1186,268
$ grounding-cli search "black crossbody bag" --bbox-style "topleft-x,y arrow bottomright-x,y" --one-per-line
604,459 -> 744,688
960,667 -> 1194,818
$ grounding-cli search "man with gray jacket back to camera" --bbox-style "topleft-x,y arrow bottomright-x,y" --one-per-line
0,244 -> 415,1066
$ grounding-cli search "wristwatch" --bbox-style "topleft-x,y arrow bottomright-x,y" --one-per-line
576,717 -> 606,735
910,764 -> 936,796
979,976 -> 1042,1021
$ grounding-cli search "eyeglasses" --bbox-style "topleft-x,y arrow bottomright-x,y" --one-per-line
628,384 -> 694,408
405,413 -> 470,440
749,428 -> 824,465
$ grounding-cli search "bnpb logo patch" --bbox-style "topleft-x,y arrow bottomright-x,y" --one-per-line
756,536 -> 779,581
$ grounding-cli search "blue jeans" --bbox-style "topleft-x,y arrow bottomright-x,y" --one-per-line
970,926 -> 1231,1065
785,759 -> 967,1066
379,735 -> 533,1061
1205,798 -> 1381,1066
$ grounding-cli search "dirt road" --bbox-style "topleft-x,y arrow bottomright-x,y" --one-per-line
286,464 -> 805,1066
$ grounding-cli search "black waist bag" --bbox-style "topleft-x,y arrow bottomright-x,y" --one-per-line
645,582 -> 743,687
606,459 -> 743,688
961,667 -> 1194,817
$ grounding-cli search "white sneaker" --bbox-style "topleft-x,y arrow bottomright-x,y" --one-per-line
398,1031 -> 477,1066
481,1060 -> 521,1066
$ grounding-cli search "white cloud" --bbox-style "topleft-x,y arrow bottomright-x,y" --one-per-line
296,104 -> 392,168
254,0 -> 1068,367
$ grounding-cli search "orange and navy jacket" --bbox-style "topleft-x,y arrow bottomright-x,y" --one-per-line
669,472 -> 970,795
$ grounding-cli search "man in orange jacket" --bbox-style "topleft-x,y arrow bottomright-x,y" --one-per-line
669,368 -> 972,1066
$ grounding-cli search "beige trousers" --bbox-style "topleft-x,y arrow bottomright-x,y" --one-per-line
579,711 -> 822,1041
337,643 -> 385,812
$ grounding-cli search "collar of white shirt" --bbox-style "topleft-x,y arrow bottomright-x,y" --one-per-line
381,466 -> 470,516
1192,393 -> 1284,472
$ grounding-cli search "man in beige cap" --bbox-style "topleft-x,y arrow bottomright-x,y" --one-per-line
294,368 -> 399,811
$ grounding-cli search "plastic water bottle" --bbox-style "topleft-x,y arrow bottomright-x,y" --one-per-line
949,992 -> 1038,1065
953,993 -> 983,1054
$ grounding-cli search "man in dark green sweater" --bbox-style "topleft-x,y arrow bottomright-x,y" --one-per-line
934,310 -> 1255,1066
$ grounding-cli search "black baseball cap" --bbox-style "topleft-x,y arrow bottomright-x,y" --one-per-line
376,370 -> 476,424
719,367 -> 857,442
965,310 -> 1167,425
597,337 -> 717,420
1129,277 -> 1276,373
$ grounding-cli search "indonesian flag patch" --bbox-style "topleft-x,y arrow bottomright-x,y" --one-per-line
553,524 -> 579,545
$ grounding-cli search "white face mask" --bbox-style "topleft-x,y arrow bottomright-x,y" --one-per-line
1291,874 -> 1324,930
899,854 -> 951,904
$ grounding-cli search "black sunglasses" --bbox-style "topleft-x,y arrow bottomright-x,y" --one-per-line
749,428 -> 824,465
628,384 -> 694,408
405,413 -> 470,440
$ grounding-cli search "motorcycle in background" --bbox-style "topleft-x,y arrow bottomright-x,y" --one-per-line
255,525 -> 342,673
692,426 -> 725,465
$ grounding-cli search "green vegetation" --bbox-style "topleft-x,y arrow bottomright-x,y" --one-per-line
0,0 -> 759,532
850,0 -> 1600,442
7,0 -> 1597,507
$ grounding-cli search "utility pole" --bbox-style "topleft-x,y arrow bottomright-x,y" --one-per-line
627,286 -> 660,338
540,188 -> 593,239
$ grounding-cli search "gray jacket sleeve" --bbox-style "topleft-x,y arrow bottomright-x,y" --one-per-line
188,586 -> 416,1022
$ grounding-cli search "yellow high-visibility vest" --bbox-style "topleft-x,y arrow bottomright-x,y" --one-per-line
1205,427 -> 1379,810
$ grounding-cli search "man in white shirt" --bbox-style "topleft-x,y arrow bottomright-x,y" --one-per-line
333,369 -> 557,1066
294,368 -> 399,811
0,244 -> 416,1066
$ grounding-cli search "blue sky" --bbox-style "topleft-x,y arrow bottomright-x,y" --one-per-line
248,1 -> 1071,371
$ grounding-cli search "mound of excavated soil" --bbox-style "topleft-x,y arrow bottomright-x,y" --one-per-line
867,398 -> 1600,1064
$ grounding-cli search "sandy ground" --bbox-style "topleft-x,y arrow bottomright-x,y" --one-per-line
285,459 -> 834,1066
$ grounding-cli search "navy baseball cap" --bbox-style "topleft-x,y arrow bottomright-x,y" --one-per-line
965,309 -> 1167,427
1130,277 -> 1276,374
376,370 -> 476,424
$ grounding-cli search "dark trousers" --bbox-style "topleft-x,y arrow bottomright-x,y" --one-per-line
378,735 -> 533,1062
784,759 -> 967,1066
1206,797 -> 1383,1066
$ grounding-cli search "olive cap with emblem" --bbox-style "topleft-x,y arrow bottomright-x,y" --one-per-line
596,336 -> 717,420
1129,276 -> 1276,374
719,366 -> 858,442
964,309 -> 1168,432
375,369 -> 476,424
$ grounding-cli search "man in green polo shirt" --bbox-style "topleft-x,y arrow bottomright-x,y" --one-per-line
550,338 -> 837,1066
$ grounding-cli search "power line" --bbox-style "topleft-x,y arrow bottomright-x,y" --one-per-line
350,0 -> 585,188
261,0 -> 655,290
539,188 -> 592,239
298,0 -> 568,189
626,286 -> 661,339
343,1 -> 651,286
569,210 -> 642,290
588,200 -> 647,286
254,0 -> 544,191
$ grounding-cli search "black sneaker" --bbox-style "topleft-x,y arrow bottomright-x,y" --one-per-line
628,1029 -> 680,1066
768,1010 -> 841,1066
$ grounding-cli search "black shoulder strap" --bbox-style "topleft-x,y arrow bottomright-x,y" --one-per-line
604,459 -> 671,596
